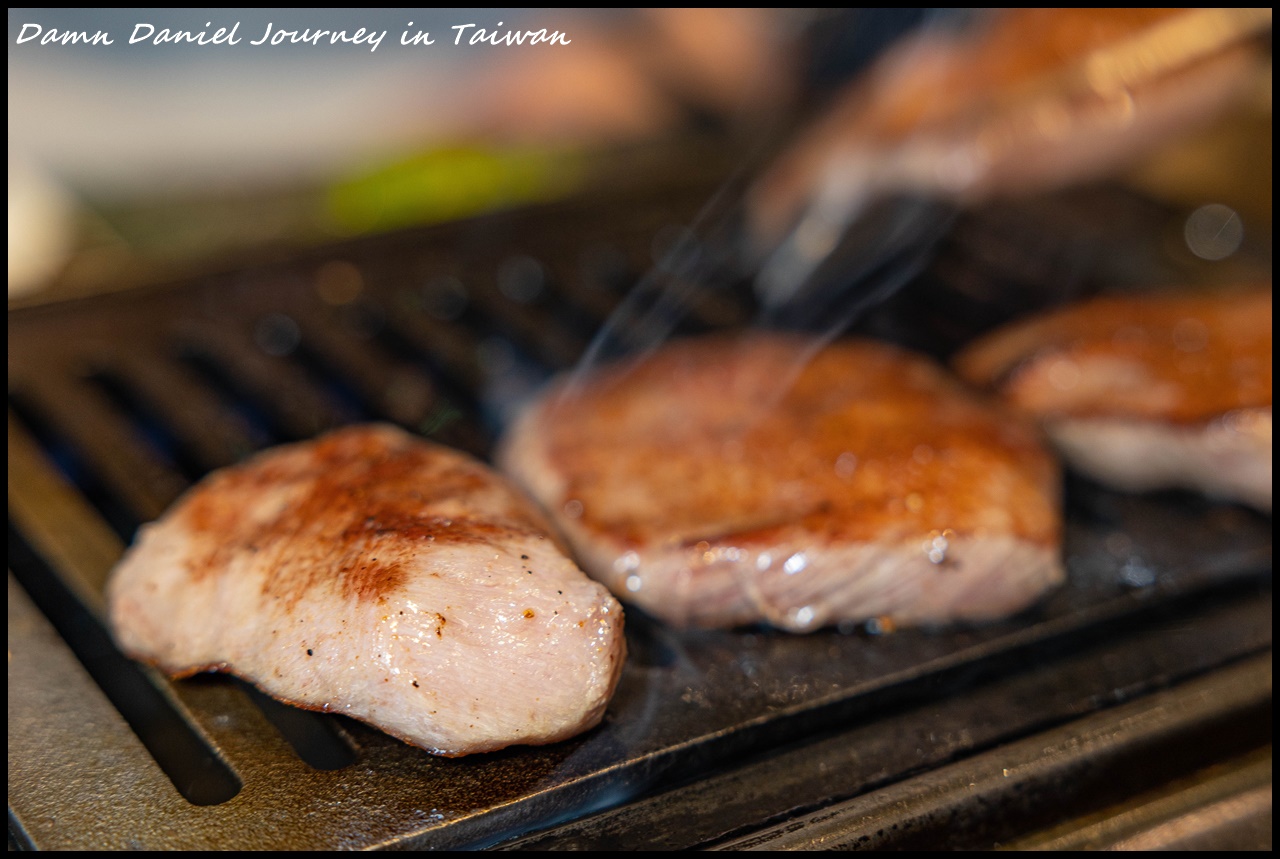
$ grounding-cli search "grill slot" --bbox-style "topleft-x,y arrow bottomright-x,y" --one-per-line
291,310 -> 432,428
277,335 -> 375,427
14,376 -> 183,522
235,680 -> 361,772
103,349 -> 260,470
371,309 -> 486,411
8,180 -> 1270,849
464,266 -> 589,369
177,324 -> 346,442
388,277 -> 488,383
86,370 -> 210,486
175,348 -> 291,449
8,525 -> 243,807
8,399 -> 142,543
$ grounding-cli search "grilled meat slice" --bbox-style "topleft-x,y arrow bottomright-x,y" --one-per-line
749,8 -> 1268,246
954,289 -> 1272,511
106,424 -> 625,756
498,334 -> 1063,631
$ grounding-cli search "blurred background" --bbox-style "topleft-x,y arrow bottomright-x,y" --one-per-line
8,8 -> 1272,304
8,8 -> 809,299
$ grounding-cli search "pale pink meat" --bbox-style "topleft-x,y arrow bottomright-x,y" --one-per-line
498,334 -> 1064,631
106,424 -> 625,756
954,289 -> 1272,511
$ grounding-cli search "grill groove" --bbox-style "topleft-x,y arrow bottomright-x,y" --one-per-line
7,180 -> 1271,849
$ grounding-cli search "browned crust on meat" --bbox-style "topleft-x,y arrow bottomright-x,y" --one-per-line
504,334 -> 1061,555
175,425 -> 559,609
954,289 -> 1272,424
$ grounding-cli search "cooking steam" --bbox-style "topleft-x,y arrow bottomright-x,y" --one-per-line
553,7 -> 1270,405
553,11 -> 972,413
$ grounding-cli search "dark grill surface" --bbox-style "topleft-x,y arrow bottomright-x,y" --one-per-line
7,175 -> 1272,850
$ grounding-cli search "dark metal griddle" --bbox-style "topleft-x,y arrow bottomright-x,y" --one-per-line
7,174 -> 1272,850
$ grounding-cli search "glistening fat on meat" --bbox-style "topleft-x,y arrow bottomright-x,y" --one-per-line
954,288 -> 1272,511
106,424 -> 625,756
499,333 -> 1064,631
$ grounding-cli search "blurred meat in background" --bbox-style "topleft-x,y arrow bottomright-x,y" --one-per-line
7,8 -> 1272,307
748,8 -> 1271,310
